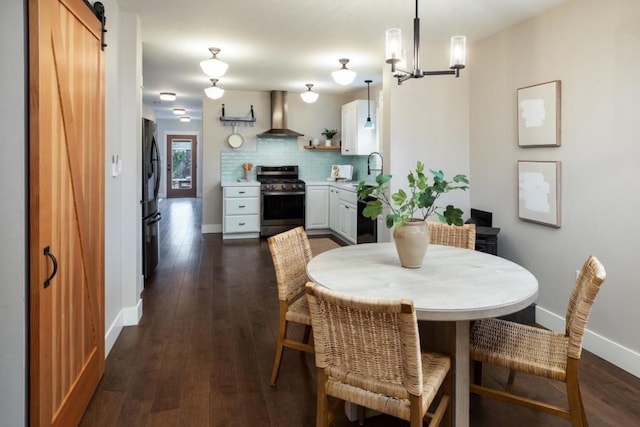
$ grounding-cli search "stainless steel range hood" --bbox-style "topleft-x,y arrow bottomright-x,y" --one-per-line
257,91 -> 304,138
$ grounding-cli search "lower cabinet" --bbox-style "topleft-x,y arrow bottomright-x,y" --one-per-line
307,184 -> 357,244
336,188 -> 357,244
329,187 -> 340,232
306,185 -> 329,229
223,186 -> 260,239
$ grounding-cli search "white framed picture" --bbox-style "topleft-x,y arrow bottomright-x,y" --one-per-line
517,80 -> 561,147
518,160 -> 561,227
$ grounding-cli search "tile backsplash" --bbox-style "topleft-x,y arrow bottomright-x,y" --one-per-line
221,137 -> 370,182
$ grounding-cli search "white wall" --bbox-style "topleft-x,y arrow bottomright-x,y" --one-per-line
102,0 -> 144,356
0,0 -> 26,424
470,0 -> 640,375
387,40 -> 471,222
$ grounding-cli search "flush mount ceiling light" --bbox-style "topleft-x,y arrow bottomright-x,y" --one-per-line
200,47 -> 229,77
179,116 -> 191,122
386,0 -> 466,85
364,80 -> 374,129
332,58 -> 357,85
159,92 -> 176,101
300,83 -> 319,103
204,78 -> 225,99
172,108 -> 186,115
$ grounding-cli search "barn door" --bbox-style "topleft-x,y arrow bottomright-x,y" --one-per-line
28,0 -> 105,425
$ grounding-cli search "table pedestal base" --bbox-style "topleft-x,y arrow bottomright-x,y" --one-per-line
419,320 -> 470,427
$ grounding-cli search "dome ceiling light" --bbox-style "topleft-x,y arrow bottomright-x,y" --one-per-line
200,47 -> 229,78
204,78 -> 225,99
300,83 -> 319,103
331,58 -> 356,85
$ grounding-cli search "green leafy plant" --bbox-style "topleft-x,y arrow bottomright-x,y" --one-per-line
356,161 -> 469,228
321,128 -> 338,139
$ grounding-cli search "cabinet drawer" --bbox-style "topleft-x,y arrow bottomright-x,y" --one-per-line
224,186 -> 260,198
225,197 -> 259,215
338,189 -> 357,205
224,215 -> 260,233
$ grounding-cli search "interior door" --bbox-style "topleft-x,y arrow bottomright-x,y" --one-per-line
28,0 -> 105,425
166,134 -> 197,198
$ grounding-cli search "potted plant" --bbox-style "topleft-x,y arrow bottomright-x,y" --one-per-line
321,128 -> 338,146
356,161 -> 469,268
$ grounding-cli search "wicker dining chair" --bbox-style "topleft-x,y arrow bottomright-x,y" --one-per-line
305,282 -> 451,427
470,255 -> 606,426
267,226 -> 315,386
427,222 -> 476,250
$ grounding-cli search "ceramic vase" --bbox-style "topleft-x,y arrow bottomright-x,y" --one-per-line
325,139 -> 332,146
393,219 -> 429,268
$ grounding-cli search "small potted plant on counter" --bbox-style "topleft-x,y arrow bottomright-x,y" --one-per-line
356,161 -> 469,268
321,128 -> 338,146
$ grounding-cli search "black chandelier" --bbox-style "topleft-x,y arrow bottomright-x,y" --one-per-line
385,0 -> 466,85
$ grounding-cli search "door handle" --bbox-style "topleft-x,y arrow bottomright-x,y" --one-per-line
43,246 -> 58,289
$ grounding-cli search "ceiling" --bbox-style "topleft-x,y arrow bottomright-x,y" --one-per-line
117,0 -> 569,120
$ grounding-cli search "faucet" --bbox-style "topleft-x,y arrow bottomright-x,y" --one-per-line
367,152 -> 384,176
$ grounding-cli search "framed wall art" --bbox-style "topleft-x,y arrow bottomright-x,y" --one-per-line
517,80 -> 561,147
518,160 -> 561,227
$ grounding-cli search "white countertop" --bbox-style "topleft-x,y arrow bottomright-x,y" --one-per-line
220,180 -> 260,187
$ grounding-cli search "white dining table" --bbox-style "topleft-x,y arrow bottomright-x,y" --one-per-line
306,242 -> 539,427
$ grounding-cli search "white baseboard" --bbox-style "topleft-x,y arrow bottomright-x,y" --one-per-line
104,311 -> 123,358
202,223 -> 222,234
536,305 -> 640,378
104,298 -> 143,359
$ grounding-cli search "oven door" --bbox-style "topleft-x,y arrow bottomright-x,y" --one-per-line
261,190 -> 306,236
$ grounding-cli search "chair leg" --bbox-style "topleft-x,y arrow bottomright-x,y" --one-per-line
357,405 -> 365,425
566,358 -> 587,427
270,306 -> 289,386
409,394 -> 423,427
316,368 -> 329,427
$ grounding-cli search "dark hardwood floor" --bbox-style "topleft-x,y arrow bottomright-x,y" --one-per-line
80,197 -> 640,426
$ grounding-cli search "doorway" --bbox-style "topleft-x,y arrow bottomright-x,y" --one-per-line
166,134 -> 197,198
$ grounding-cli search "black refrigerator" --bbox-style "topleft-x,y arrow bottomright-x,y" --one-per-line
142,118 -> 161,279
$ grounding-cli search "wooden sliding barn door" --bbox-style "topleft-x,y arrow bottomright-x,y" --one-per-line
28,0 -> 105,425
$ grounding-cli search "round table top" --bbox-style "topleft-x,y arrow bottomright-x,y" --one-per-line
307,243 -> 539,321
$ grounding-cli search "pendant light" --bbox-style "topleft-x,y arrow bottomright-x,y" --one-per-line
172,108 -> 186,115
332,58 -> 356,85
204,78 -> 224,100
385,0 -> 466,85
179,116 -> 191,122
300,83 -> 319,103
364,80 -> 374,129
200,47 -> 229,77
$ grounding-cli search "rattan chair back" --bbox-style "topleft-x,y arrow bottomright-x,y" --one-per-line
268,226 -> 313,302
306,282 -> 451,426
427,222 -> 476,250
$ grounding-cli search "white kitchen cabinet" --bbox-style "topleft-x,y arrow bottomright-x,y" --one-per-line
341,99 -> 377,156
329,187 -> 340,232
337,188 -> 357,244
222,185 -> 260,239
306,185 -> 329,229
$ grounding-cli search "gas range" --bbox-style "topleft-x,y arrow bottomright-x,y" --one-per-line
256,165 -> 306,237
256,165 -> 305,193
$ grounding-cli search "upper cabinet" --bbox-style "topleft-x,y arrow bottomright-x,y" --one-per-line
341,100 -> 377,155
